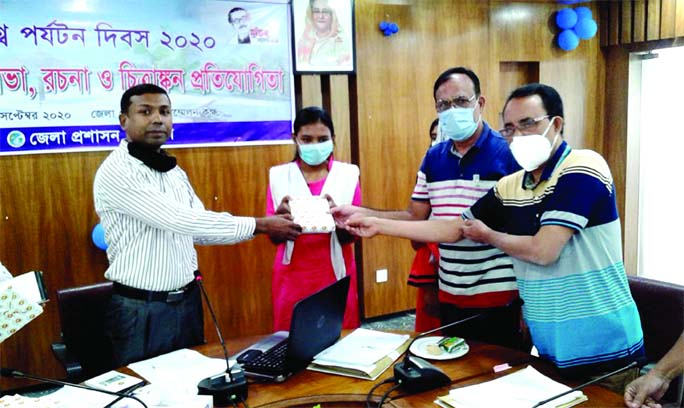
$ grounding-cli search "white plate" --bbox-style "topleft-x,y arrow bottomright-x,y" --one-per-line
409,336 -> 469,361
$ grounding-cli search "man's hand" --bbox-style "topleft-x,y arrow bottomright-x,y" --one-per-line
624,371 -> 670,408
255,214 -> 302,243
324,194 -> 357,244
461,219 -> 492,244
331,204 -> 368,229
344,215 -> 380,238
276,195 -> 292,215
323,193 -> 337,209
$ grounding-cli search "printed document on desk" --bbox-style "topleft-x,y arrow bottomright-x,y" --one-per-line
308,328 -> 411,380
127,348 -> 227,402
435,365 -> 588,408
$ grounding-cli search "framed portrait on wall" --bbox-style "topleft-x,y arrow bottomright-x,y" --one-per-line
292,0 -> 356,74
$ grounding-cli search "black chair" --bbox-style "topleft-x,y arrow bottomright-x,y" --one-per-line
628,275 -> 684,407
51,281 -> 114,382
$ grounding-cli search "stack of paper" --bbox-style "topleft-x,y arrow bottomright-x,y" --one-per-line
308,328 -> 411,380
126,348 -> 226,407
435,366 -> 587,408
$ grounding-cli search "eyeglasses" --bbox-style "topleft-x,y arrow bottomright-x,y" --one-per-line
312,8 -> 333,16
230,14 -> 249,24
435,94 -> 476,113
499,115 -> 549,138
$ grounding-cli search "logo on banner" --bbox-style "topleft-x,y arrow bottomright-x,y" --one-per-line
7,131 -> 26,149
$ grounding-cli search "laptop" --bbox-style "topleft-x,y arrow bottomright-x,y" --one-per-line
234,276 -> 350,382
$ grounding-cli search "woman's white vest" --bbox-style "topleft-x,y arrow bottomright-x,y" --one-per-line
269,161 -> 359,280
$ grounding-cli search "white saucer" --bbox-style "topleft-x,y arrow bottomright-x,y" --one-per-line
409,336 -> 469,361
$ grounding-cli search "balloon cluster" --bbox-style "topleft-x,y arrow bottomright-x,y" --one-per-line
91,223 -> 108,250
378,21 -> 399,37
555,6 -> 597,51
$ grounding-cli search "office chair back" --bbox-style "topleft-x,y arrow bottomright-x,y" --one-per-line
628,275 -> 684,406
54,281 -> 114,381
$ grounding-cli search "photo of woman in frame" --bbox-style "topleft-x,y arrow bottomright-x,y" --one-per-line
293,0 -> 355,73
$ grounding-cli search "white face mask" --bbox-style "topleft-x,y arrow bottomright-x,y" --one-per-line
509,120 -> 558,172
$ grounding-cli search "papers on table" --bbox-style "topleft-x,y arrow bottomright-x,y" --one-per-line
308,328 -> 411,380
435,366 -> 588,408
83,370 -> 144,393
0,350 -> 221,408
128,348 -> 228,396
0,384 -> 121,408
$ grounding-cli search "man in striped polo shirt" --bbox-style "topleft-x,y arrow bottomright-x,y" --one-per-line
94,83 -> 301,367
461,83 -> 644,390
333,67 -> 524,350
346,83 -> 645,392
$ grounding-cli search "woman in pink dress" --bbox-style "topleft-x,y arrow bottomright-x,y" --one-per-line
267,106 -> 360,331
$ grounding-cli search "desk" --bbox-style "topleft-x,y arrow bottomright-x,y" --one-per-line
192,335 -> 625,408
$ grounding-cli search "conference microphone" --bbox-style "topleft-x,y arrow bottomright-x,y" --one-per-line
530,360 -> 640,408
393,313 -> 482,394
0,367 -> 148,408
194,270 -> 248,407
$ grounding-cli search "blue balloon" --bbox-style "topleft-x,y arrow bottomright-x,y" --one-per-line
383,28 -> 392,36
574,17 -> 597,39
389,23 -> 399,33
556,8 -> 578,30
574,6 -> 592,20
558,29 -> 579,51
91,223 -> 108,250
379,21 -> 389,31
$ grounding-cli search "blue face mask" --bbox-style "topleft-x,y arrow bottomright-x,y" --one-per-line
438,107 -> 480,142
298,139 -> 333,166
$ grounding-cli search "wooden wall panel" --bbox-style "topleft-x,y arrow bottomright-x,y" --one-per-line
677,0 -> 684,36
622,1 -> 633,44
607,0 -> 684,44
609,2 -> 621,46
300,74 -> 323,107
634,0 -> 648,42
647,0 -> 662,41
355,0 -> 440,317
602,47 -> 630,258
329,75 -> 352,163
661,0 -> 677,38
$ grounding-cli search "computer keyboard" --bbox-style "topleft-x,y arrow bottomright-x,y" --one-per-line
241,339 -> 288,371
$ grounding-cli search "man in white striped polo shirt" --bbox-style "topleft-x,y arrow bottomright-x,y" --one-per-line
333,68 -> 525,350
94,83 -> 301,367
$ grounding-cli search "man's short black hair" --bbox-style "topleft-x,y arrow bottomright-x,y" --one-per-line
503,83 -> 564,120
433,67 -> 481,100
228,7 -> 247,23
120,83 -> 168,114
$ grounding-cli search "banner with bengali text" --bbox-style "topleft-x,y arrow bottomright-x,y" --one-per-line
0,0 -> 294,155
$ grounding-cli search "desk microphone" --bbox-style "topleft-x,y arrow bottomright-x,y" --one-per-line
194,270 -> 248,407
530,360 -> 640,408
393,313 -> 482,393
0,367 -> 148,407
